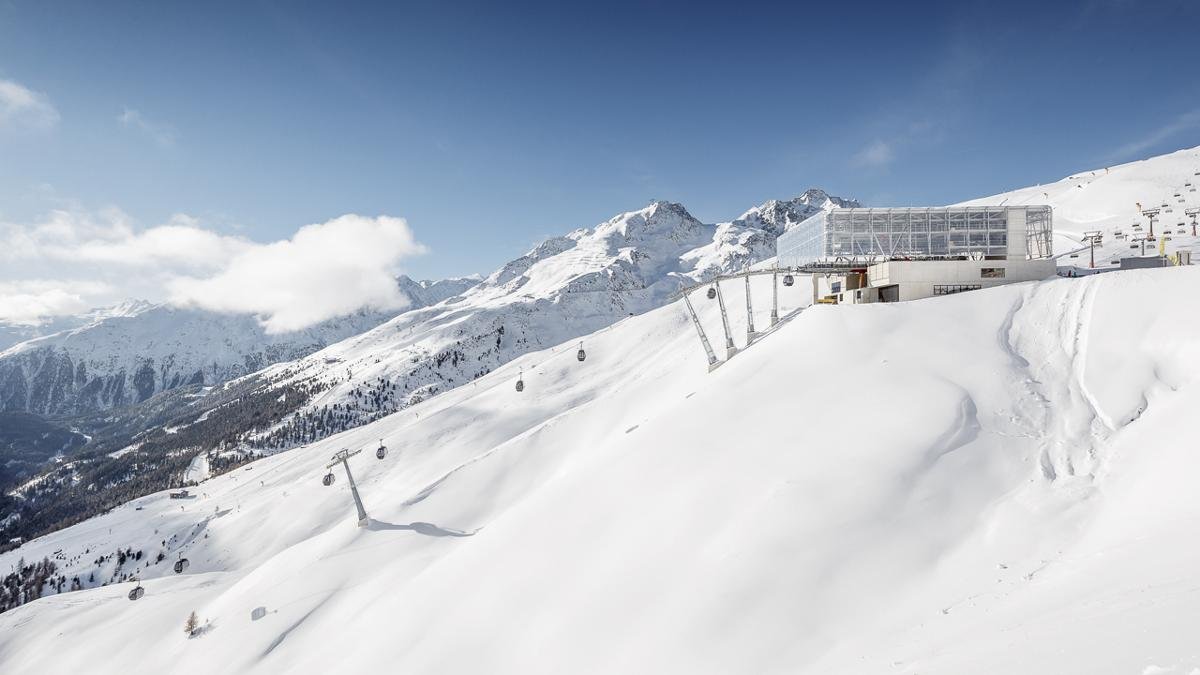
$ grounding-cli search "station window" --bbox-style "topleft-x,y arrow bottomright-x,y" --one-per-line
980,267 -> 1006,279
933,284 -> 982,296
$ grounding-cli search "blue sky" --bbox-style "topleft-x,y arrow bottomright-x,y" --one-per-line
2,0 -> 1200,283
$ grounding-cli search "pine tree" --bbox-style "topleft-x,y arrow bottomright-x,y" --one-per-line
184,610 -> 199,636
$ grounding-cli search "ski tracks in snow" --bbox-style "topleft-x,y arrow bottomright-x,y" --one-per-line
1004,277 -> 1113,485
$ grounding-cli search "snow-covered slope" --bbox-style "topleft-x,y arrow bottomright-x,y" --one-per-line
2,263 -> 1198,674
243,193 -> 857,450
958,145 -> 1200,269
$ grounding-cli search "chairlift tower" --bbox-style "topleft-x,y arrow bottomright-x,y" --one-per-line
327,448 -> 369,527
1187,208 -> 1199,237
1141,208 -> 1161,238
1082,230 -> 1102,269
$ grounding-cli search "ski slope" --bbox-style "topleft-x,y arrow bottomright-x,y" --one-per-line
3,262 -> 1199,674
959,145 -> 1200,271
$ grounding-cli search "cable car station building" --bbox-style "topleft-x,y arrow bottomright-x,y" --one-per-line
776,205 -> 1056,303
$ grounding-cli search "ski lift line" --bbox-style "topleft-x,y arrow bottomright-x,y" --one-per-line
670,261 -> 867,302
429,310 -> 635,404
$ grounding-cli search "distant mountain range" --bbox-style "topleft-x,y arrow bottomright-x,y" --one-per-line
0,276 -> 482,417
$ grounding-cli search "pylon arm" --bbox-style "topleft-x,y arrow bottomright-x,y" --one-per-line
682,293 -> 719,369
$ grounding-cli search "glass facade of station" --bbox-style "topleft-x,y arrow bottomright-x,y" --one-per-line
776,206 -> 1053,267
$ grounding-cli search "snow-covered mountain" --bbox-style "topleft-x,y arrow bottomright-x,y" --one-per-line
0,277 -> 483,416
393,274 -> 482,308
0,306 -> 396,415
0,300 -> 155,352
240,193 -> 859,450
734,187 -> 860,235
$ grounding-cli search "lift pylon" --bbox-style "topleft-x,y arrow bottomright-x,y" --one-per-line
682,292 -> 719,370
1186,208 -> 1199,237
712,281 -> 737,359
327,448 -> 369,526
770,269 -> 779,327
1141,207 -> 1161,238
743,271 -> 756,343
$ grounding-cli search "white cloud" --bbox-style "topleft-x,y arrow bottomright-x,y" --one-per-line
852,140 -> 895,169
0,78 -> 59,131
2,210 -> 427,331
168,215 -> 427,333
1109,108 -> 1200,161
118,107 -> 176,148
0,280 -> 113,326
1,208 -> 246,270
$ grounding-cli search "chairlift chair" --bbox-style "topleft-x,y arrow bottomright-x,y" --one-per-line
322,471 -> 335,487
576,343 -> 586,362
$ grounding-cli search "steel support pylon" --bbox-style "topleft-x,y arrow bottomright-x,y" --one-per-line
713,281 -> 737,359
770,269 -> 779,327
328,449 -> 369,527
743,271 -> 756,343
682,293 -> 719,370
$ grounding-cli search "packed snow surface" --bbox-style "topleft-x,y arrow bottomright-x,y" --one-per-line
3,263 -> 1200,674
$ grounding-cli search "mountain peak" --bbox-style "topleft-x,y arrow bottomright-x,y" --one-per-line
734,188 -> 861,235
